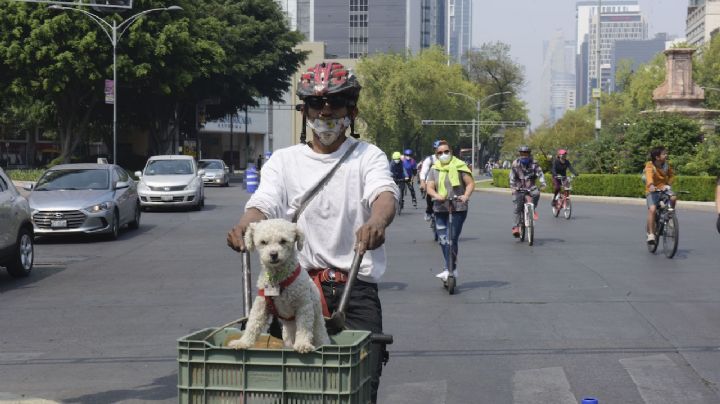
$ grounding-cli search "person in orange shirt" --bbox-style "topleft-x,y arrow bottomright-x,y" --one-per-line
644,146 -> 675,245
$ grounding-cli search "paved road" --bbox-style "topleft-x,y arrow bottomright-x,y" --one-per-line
1,183 -> 719,403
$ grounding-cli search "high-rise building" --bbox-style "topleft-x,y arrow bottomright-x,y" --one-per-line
611,33 -> 668,92
447,0 -> 472,63
686,0 -> 720,48
542,31 -> 577,124
575,0 -> 647,106
275,1 -> 468,61
421,0 -> 446,50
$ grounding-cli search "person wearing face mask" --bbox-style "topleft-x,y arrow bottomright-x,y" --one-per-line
509,145 -> 546,238
425,141 -> 475,280
419,139 -> 443,221
227,61 -> 398,404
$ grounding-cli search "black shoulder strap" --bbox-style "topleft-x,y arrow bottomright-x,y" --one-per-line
291,141 -> 361,223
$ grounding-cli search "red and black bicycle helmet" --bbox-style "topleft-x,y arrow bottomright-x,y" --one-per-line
297,62 -> 361,102
297,62 -> 362,144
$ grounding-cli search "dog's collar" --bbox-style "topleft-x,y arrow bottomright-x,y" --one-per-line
259,265 -> 302,321
259,265 -> 302,295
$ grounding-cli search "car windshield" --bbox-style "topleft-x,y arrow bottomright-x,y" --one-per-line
144,160 -> 194,175
35,169 -> 110,191
199,160 -> 223,170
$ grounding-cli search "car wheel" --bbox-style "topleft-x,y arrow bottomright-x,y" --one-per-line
108,210 -> 120,240
5,226 -> 34,278
128,203 -> 141,230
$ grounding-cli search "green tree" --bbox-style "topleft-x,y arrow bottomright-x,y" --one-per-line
464,41 -> 525,97
0,0 -> 305,163
357,47 -> 480,157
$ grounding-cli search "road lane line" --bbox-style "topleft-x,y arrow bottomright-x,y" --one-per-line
513,367 -> 577,404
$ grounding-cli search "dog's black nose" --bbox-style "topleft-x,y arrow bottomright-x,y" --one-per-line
270,252 -> 279,261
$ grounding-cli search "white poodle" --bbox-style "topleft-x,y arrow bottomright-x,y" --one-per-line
228,219 -> 330,353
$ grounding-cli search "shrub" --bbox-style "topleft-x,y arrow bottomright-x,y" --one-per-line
490,169 -> 716,201
6,169 -> 45,182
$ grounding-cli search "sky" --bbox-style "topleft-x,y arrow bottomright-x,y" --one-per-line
472,0 -> 688,129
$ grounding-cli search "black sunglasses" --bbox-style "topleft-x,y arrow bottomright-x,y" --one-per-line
304,96 -> 349,110
435,150 -> 451,156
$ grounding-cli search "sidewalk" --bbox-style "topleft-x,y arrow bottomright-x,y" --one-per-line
474,180 -> 716,212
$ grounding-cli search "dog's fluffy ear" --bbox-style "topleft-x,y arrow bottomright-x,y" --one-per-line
294,224 -> 305,251
244,223 -> 256,251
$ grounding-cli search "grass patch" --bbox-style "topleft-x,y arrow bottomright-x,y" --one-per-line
6,169 -> 44,182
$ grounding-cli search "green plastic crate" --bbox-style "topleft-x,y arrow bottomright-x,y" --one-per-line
178,328 -> 372,404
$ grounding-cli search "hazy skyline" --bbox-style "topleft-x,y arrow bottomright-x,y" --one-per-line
472,0 -> 687,129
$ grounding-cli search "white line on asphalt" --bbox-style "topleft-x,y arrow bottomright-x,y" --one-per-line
513,366 -> 577,404
620,354 -> 713,404
381,380 -> 447,404
0,393 -> 59,404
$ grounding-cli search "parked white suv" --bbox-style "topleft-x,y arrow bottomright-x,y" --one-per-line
0,167 -> 34,277
135,155 -> 205,211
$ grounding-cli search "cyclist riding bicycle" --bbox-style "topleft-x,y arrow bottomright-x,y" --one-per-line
425,141 -> 475,280
402,149 -> 418,208
390,151 -> 410,209
419,140 -> 443,221
510,145 -> 546,238
644,146 -> 675,245
550,149 -> 578,207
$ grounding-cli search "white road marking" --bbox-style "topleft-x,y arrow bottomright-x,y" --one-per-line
620,354 -> 713,404
513,367 -> 577,404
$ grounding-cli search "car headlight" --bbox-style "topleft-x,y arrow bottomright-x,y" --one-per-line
184,179 -> 198,190
137,182 -> 149,191
85,201 -> 113,213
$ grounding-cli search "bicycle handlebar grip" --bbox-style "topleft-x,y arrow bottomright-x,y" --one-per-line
370,333 -> 394,345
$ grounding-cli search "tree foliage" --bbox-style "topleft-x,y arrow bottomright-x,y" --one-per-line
0,0 -> 306,162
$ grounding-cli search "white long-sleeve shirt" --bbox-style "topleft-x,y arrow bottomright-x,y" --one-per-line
419,154 -> 436,181
245,137 -> 399,283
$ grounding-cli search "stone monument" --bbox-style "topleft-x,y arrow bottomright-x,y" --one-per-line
644,48 -> 719,132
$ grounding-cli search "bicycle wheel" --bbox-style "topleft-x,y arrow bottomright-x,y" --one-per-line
552,196 -> 560,217
563,198 -> 572,220
662,213 -> 678,259
528,221 -> 534,246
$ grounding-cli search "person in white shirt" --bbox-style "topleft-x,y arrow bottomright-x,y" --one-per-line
227,61 -> 398,404
419,139 -> 442,221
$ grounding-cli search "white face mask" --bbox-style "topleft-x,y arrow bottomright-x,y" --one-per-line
307,116 -> 351,146
393,159 -> 400,163
438,153 -> 452,164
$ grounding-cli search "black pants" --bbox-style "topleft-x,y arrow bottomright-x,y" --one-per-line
425,192 -> 433,215
269,279 -> 384,403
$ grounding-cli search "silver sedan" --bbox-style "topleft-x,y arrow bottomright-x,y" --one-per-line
28,163 -> 141,240
199,159 -> 230,187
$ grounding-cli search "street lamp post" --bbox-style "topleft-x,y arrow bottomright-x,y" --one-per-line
447,91 -> 511,176
49,5 -> 182,164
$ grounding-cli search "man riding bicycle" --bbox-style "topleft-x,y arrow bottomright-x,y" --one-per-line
510,145 -> 546,238
402,149 -> 418,208
550,149 -> 578,207
644,146 -> 675,245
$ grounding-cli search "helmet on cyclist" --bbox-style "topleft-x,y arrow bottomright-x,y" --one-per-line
404,149 -> 413,156
557,149 -> 567,156
297,62 -> 361,102
517,145 -> 531,153
432,140 -> 442,149
391,151 -> 402,160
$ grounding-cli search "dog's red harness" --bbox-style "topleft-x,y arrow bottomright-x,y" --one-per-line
258,265 -> 302,321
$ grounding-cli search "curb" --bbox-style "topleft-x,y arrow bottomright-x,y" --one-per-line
474,185 -> 716,212
0,393 -> 58,404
